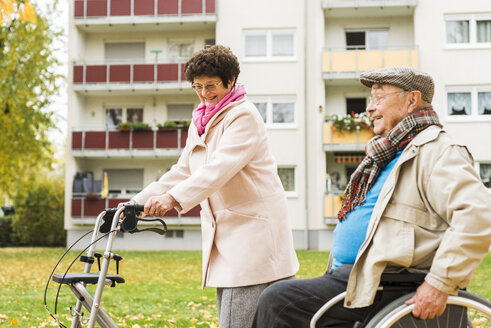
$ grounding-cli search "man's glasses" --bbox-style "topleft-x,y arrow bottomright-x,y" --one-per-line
368,91 -> 406,106
191,81 -> 222,92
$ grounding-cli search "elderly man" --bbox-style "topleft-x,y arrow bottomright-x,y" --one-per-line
252,67 -> 491,327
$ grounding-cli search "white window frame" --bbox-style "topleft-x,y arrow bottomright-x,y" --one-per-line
445,86 -> 491,123
344,29 -> 390,50
250,96 -> 297,129
277,166 -> 297,197
243,29 -> 296,62
167,39 -> 195,62
444,14 -> 491,49
105,105 -> 145,129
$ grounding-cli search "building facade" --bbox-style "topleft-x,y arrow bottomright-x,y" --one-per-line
66,0 -> 491,250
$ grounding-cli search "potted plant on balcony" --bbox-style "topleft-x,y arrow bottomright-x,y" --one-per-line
324,112 -> 374,144
117,121 -> 131,132
130,122 -> 151,132
157,120 -> 178,131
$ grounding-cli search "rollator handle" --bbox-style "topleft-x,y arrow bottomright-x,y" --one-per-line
121,204 -> 167,235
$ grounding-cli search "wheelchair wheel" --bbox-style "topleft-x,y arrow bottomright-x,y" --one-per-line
365,290 -> 491,328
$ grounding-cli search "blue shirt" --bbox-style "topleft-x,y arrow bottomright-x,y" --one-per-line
331,151 -> 402,270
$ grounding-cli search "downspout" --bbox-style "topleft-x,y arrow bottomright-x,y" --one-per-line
303,0 -> 309,250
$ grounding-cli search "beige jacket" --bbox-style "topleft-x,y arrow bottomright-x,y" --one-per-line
132,98 -> 299,288
344,125 -> 491,308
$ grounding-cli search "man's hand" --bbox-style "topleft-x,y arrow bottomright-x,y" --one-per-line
405,281 -> 448,320
144,193 -> 179,217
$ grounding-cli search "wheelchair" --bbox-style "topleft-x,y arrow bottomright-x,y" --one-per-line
310,271 -> 491,328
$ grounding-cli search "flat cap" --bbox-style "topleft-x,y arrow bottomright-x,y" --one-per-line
360,66 -> 434,103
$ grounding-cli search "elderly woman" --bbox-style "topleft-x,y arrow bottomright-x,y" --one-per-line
122,45 -> 299,327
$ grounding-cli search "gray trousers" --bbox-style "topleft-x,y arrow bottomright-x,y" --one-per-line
252,264 -> 408,328
217,282 -> 271,328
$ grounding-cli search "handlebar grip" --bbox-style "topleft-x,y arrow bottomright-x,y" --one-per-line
134,204 -> 144,213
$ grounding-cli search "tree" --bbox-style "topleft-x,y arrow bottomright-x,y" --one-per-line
0,0 -> 60,197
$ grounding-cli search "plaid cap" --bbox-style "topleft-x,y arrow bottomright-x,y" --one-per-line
359,66 -> 434,103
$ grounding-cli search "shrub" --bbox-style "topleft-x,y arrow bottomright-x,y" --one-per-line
11,174 -> 65,246
0,214 -> 20,246
326,113 -> 372,134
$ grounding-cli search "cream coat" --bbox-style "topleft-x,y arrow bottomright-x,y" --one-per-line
344,125 -> 491,308
132,98 -> 299,288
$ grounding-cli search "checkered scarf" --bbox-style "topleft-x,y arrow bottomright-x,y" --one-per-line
337,107 -> 442,221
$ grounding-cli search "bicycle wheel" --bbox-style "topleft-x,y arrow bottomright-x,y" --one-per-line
365,290 -> 491,328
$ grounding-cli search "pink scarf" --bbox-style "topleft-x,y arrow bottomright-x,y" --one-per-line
192,83 -> 247,135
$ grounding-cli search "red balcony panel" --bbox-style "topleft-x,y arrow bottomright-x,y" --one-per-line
108,198 -> 130,208
133,64 -> 154,82
166,209 -> 179,217
183,204 -> 201,217
86,0 -> 108,17
182,0 -> 202,14
134,0 -> 154,15
72,198 -> 82,217
110,0 -> 131,16
74,0 -> 84,17
157,64 -> 178,82
84,199 -> 106,217
132,131 -> 154,149
108,131 -> 130,149
73,65 -> 83,83
158,0 -> 178,14
206,0 -> 215,13
181,64 -> 187,81
156,130 -> 178,148
72,131 -> 83,149
109,65 -> 131,82
84,131 -> 106,149
181,129 -> 189,147
86,65 -> 107,83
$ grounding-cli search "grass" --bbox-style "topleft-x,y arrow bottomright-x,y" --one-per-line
0,248 -> 489,328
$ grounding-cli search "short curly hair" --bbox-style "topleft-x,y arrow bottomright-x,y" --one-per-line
184,45 -> 240,88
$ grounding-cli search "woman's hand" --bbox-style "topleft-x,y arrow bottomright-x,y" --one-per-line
144,193 -> 180,217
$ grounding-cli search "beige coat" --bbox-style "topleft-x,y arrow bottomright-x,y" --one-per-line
345,125 -> 491,308
133,98 -> 299,288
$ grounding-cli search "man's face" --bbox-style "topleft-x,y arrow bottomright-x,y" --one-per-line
366,84 -> 410,138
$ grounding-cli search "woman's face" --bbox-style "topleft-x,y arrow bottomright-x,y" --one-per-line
192,75 -> 234,107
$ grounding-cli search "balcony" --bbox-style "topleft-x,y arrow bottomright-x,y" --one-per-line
71,196 -> 201,224
71,127 -> 188,158
74,0 -> 216,32
72,61 -> 192,94
323,122 -> 374,151
322,0 -> 417,18
324,194 -> 342,224
322,47 -> 418,82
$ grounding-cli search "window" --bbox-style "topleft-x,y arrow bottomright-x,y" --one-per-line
167,104 -> 194,121
448,93 -> 471,115
479,163 -> 491,189
244,29 -> 295,60
446,20 -> 470,44
106,107 -> 143,129
251,97 -> 296,127
104,42 -> 145,62
445,15 -> 491,47
168,42 -> 193,61
446,88 -> 491,120
105,169 -> 143,195
278,167 -> 295,193
346,98 -> 367,115
345,30 -> 388,50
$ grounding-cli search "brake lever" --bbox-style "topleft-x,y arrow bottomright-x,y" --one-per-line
134,217 -> 168,235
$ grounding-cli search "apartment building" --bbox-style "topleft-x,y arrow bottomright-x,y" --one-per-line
66,0 -> 491,250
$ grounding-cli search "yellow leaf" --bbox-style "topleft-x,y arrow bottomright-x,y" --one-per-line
11,317 -> 18,324
19,2 -> 36,24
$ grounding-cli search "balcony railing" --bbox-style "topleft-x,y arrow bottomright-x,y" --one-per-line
73,62 -> 187,90
74,0 -> 215,19
71,196 -> 201,219
71,127 -> 188,157
324,194 -> 342,224
322,0 -> 417,9
323,122 -> 374,151
322,47 -> 418,79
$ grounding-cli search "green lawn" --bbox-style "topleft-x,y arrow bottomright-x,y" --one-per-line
0,248 -> 489,327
